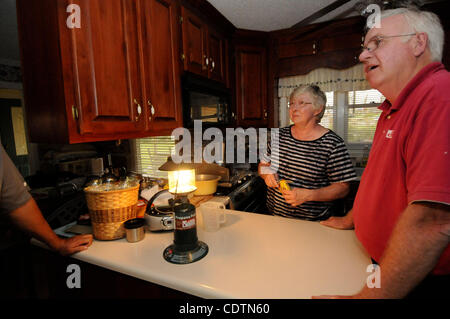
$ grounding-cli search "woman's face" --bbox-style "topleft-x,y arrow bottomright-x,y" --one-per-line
289,92 -> 320,126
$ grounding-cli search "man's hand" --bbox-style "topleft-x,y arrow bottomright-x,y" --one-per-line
52,234 -> 93,256
10,198 -> 94,256
281,188 -> 312,207
320,215 -> 354,230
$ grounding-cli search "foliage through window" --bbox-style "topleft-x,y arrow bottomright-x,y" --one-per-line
133,136 -> 175,178
346,89 -> 384,144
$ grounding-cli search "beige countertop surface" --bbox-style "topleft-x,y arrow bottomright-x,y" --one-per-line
33,209 -> 371,299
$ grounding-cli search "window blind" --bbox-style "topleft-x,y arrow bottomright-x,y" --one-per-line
134,136 -> 175,178
348,89 -> 385,105
346,106 -> 383,144
346,89 -> 384,144
321,107 -> 334,130
321,91 -> 334,130
325,91 -> 334,107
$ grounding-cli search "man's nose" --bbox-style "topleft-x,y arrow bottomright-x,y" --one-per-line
359,48 -> 370,62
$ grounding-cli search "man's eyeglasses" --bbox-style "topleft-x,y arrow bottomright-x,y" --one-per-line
360,33 -> 416,54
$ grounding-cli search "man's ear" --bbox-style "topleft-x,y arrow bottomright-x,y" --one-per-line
412,32 -> 428,57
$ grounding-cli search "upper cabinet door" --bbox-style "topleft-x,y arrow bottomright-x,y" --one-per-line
140,0 -> 183,134
68,0 -> 146,135
235,44 -> 268,127
181,7 -> 207,77
207,28 -> 225,83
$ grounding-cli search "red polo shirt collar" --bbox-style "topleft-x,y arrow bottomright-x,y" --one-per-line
378,62 -> 445,114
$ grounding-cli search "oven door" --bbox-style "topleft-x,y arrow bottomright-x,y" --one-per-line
231,177 -> 270,215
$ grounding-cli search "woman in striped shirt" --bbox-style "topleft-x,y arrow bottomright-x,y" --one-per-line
259,85 -> 356,221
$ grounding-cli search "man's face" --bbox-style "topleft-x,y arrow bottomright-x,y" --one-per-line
359,15 -> 416,97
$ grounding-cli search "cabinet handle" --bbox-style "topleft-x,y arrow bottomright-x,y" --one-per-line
134,99 -> 142,122
181,53 -> 185,61
264,109 -> 268,119
71,105 -> 79,121
211,59 -> 215,71
148,100 -> 155,121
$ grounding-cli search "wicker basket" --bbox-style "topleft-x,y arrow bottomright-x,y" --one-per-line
84,184 -> 139,240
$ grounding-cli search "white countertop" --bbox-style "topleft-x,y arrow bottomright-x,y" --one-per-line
33,210 -> 371,299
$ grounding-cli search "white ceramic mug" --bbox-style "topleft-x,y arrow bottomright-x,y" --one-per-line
199,202 -> 226,232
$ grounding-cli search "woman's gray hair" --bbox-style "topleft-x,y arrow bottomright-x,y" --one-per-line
289,85 -> 327,123
380,8 -> 444,62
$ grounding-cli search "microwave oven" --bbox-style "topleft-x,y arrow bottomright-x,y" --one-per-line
182,73 -> 232,128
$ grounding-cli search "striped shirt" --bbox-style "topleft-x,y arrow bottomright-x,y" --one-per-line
262,126 -> 356,221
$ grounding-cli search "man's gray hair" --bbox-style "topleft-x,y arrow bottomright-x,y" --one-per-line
289,85 -> 327,123
380,8 -> 444,62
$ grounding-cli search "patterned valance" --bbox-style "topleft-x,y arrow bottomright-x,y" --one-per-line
278,63 -> 371,98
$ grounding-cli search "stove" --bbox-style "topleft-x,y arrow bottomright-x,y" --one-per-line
214,171 -> 269,214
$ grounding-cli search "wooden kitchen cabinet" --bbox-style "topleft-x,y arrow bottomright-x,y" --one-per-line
234,44 -> 268,127
181,6 -> 227,84
140,0 -> 183,135
16,0 -> 182,143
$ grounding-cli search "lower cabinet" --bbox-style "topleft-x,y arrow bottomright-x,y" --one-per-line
31,246 -> 195,299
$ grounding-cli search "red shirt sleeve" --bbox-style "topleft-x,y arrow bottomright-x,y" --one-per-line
405,97 -> 450,205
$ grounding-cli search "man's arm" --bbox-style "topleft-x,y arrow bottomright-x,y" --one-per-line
9,198 -> 93,256
356,202 -> 449,298
316,202 -> 450,299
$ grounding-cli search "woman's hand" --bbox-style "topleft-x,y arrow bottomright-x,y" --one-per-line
281,188 -> 313,207
258,162 -> 279,188
261,173 -> 279,188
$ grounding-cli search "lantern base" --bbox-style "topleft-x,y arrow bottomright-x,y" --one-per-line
163,241 -> 208,264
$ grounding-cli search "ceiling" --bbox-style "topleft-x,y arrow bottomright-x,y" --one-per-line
206,0 -> 362,32
0,0 -> 443,62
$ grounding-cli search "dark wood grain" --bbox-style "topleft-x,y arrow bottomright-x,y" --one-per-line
234,44 -> 268,127
140,0 -> 183,133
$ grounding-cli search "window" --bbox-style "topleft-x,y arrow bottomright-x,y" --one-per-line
133,136 -> 175,178
346,89 -> 384,144
320,92 -> 335,130
346,106 -> 383,143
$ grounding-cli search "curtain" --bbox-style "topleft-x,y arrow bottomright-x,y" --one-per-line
277,64 -> 371,127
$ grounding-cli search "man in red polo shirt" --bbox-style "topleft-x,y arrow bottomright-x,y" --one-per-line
319,7 -> 449,298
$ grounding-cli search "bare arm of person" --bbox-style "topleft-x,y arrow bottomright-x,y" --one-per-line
258,161 -> 279,188
281,182 -> 349,207
314,202 -> 450,298
9,198 -> 93,256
